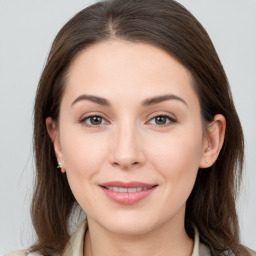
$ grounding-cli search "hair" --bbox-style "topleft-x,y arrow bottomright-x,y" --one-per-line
31,0 -> 248,255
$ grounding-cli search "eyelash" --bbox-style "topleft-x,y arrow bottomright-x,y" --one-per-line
79,114 -> 177,128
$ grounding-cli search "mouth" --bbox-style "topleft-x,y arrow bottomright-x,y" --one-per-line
99,182 -> 158,205
102,186 -> 156,193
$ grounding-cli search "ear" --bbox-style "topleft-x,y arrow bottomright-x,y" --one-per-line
46,117 -> 65,173
199,114 -> 226,168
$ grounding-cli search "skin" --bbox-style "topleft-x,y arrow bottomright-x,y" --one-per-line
46,40 -> 226,256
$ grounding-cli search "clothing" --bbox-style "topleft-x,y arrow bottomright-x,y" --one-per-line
61,220 -> 205,256
64,221 -> 210,256
5,221 -> 254,256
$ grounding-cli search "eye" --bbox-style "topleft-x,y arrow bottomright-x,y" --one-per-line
148,114 -> 176,127
80,115 -> 108,127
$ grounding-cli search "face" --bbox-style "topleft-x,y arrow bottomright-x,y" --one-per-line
48,40 -> 210,235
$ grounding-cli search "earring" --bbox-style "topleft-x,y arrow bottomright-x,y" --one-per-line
57,162 -> 66,173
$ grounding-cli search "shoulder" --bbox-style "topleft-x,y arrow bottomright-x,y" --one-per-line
4,221 -> 88,256
4,251 -> 42,256
248,249 -> 256,256
4,251 -> 27,256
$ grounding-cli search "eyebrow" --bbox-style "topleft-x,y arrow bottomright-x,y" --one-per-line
71,94 -> 188,107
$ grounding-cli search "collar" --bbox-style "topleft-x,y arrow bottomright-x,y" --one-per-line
63,220 -> 209,256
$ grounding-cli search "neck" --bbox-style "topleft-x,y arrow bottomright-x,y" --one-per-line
84,217 -> 193,256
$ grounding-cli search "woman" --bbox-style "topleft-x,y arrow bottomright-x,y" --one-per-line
6,0 -> 255,255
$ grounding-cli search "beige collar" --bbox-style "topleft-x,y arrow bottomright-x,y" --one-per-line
63,220 -> 205,256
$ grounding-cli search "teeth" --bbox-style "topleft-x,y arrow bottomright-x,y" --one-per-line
113,187 -> 119,192
128,188 -> 137,192
119,188 -> 128,192
105,186 -> 152,193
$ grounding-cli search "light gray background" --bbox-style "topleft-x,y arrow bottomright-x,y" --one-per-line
0,0 -> 255,254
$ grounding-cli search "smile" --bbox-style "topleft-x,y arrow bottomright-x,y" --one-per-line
100,182 -> 158,205
104,186 -> 154,193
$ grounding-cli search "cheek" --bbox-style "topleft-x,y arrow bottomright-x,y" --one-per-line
147,128 -> 203,195
149,128 -> 203,168
60,132 -> 106,202
61,127 -> 107,173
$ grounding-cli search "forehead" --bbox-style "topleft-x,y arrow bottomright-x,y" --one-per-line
64,40 -> 198,107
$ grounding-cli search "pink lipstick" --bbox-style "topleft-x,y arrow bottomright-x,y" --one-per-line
99,181 -> 157,205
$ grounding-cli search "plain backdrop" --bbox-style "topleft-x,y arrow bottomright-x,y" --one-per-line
0,0 -> 255,254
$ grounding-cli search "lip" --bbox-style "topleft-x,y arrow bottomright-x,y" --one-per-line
99,181 -> 158,205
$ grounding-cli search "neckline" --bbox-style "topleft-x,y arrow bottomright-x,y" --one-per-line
64,219 -> 202,256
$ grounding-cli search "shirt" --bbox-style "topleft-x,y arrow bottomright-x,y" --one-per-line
62,220 -> 210,256
7,220 -> 254,256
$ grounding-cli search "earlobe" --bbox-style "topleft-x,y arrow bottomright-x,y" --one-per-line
199,114 -> 226,168
46,117 -> 64,170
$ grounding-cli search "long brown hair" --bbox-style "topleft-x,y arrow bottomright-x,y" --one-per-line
31,0 -> 248,255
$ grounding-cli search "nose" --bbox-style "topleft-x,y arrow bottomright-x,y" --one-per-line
109,123 -> 146,170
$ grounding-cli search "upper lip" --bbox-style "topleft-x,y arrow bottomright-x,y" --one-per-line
100,181 -> 157,188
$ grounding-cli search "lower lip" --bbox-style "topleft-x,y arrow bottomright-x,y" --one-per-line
100,186 -> 157,205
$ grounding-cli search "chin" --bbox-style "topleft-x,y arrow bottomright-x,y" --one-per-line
106,220 -> 155,236
91,209 -> 168,236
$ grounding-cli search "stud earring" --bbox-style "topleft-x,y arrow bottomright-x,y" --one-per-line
57,162 -> 62,169
57,162 -> 66,173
